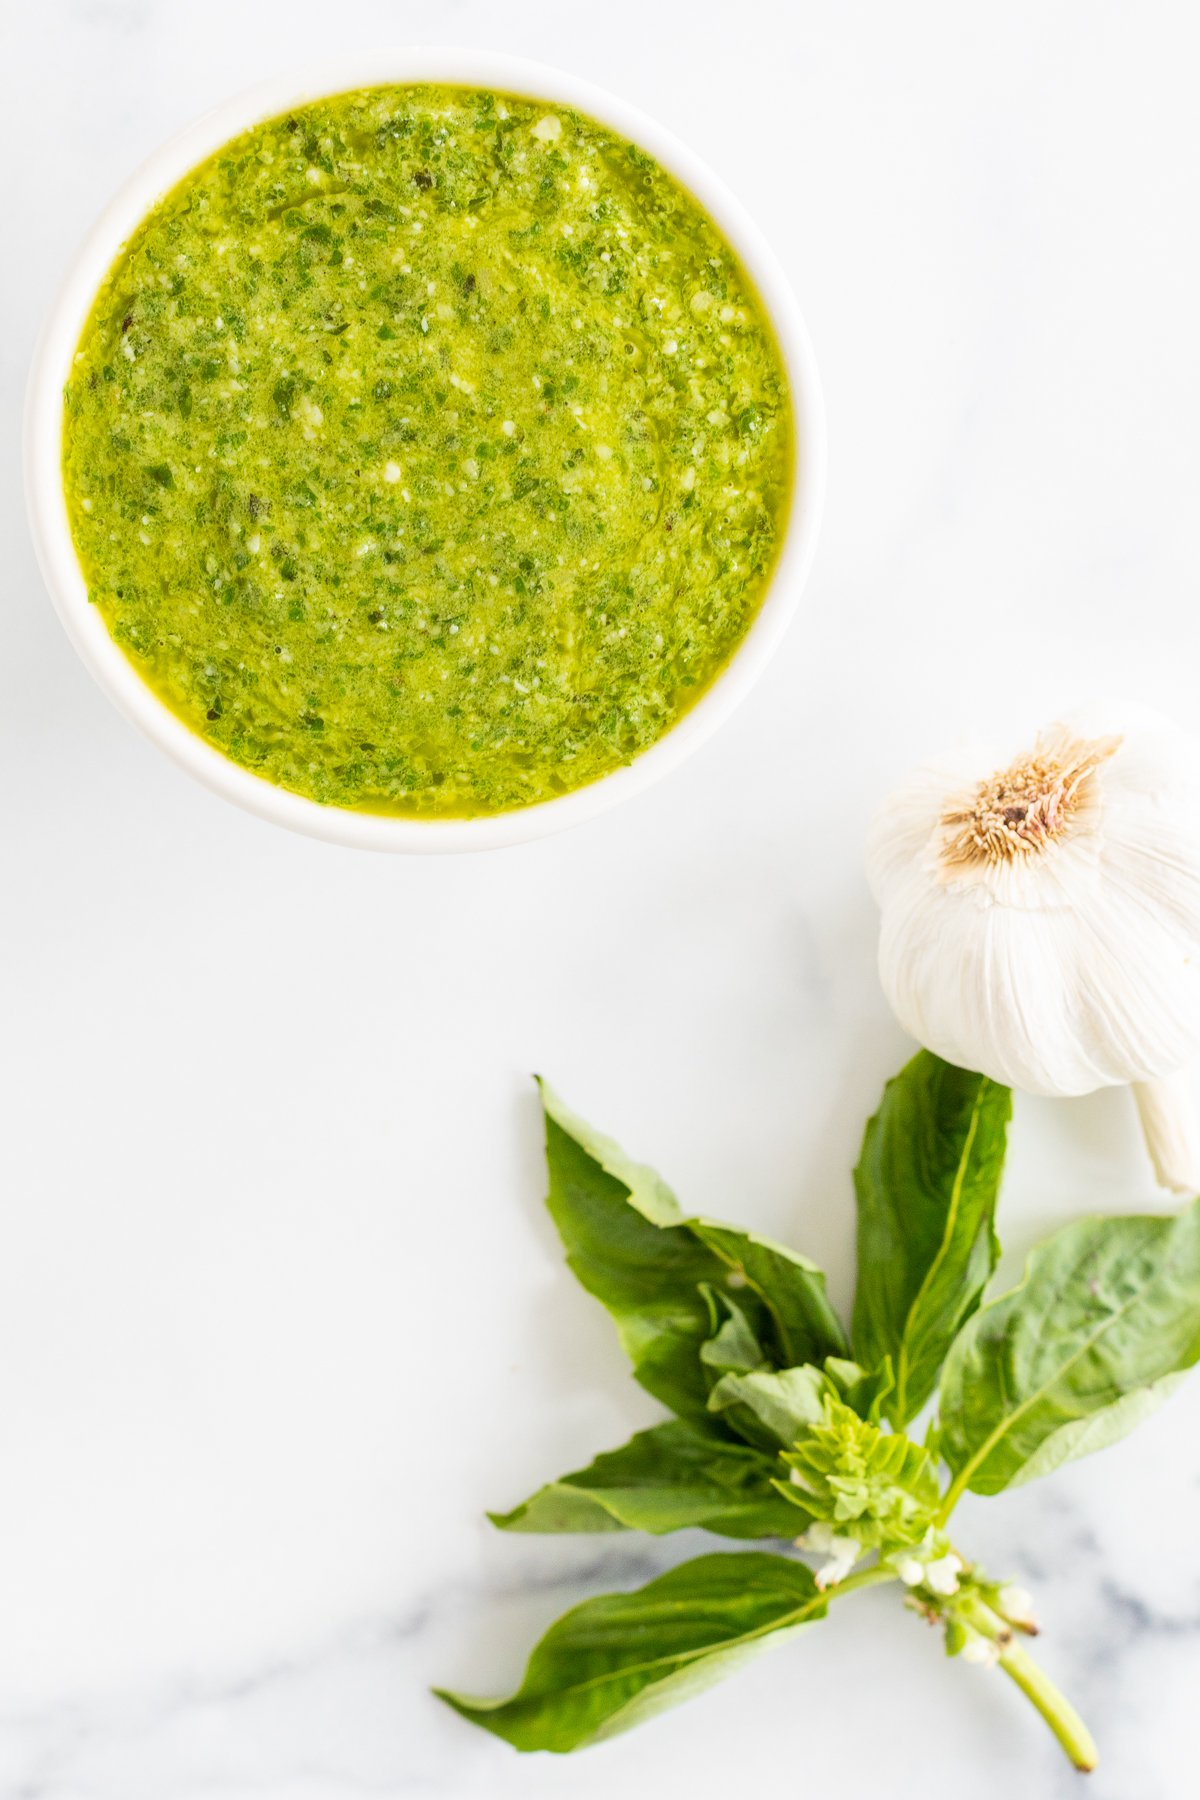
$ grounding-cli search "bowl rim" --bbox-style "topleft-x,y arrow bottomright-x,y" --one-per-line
24,48 -> 826,853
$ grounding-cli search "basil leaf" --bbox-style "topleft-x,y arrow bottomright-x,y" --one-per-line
707,1364 -> 830,1448
852,1052 -> 1010,1426
539,1081 -> 847,1421
435,1551 -> 827,1751
488,1419 -> 802,1539
697,1287 -> 770,1379
823,1354 -> 896,1423
708,1355 -> 904,1452
689,1220 -> 848,1368
938,1202 -> 1200,1500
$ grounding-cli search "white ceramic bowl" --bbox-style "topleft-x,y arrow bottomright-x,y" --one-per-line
25,50 -> 826,852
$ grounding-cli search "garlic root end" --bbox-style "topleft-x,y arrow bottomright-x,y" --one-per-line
1131,1073 -> 1200,1195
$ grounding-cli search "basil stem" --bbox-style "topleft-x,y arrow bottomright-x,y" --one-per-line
956,1594 -> 1098,1772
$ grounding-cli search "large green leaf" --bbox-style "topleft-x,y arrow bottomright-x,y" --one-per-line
852,1052 -> 1010,1426
938,1202 -> 1200,1502
435,1552 -> 827,1751
488,1419 -> 802,1539
539,1081 -> 847,1421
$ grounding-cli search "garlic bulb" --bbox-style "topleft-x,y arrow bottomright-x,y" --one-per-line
868,703 -> 1200,1193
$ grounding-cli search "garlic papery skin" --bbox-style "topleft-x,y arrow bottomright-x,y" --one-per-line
868,703 -> 1200,1193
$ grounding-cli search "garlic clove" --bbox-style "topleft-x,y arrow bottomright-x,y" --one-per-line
1132,1072 -> 1200,1195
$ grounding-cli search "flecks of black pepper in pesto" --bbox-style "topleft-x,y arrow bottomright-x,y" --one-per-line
63,85 -> 793,817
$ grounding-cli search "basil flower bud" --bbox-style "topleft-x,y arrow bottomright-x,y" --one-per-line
796,1520 -> 862,1589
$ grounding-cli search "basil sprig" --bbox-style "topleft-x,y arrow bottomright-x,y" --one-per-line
437,1055 -> 1200,1772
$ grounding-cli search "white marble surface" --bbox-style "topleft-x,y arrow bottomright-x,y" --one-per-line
5,2 -> 1200,1794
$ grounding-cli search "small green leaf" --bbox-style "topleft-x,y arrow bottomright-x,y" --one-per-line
489,1419 -> 802,1539
938,1200 -> 1200,1502
707,1357 -> 898,1448
435,1552 -> 827,1751
853,1052 -> 1010,1426
539,1081 -> 847,1422
689,1219 -> 847,1369
697,1288 -> 769,1379
823,1355 -> 896,1423
707,1364 -> 831,1448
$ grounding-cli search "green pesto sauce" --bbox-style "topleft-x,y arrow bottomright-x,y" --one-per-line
63,85 -> 793,817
